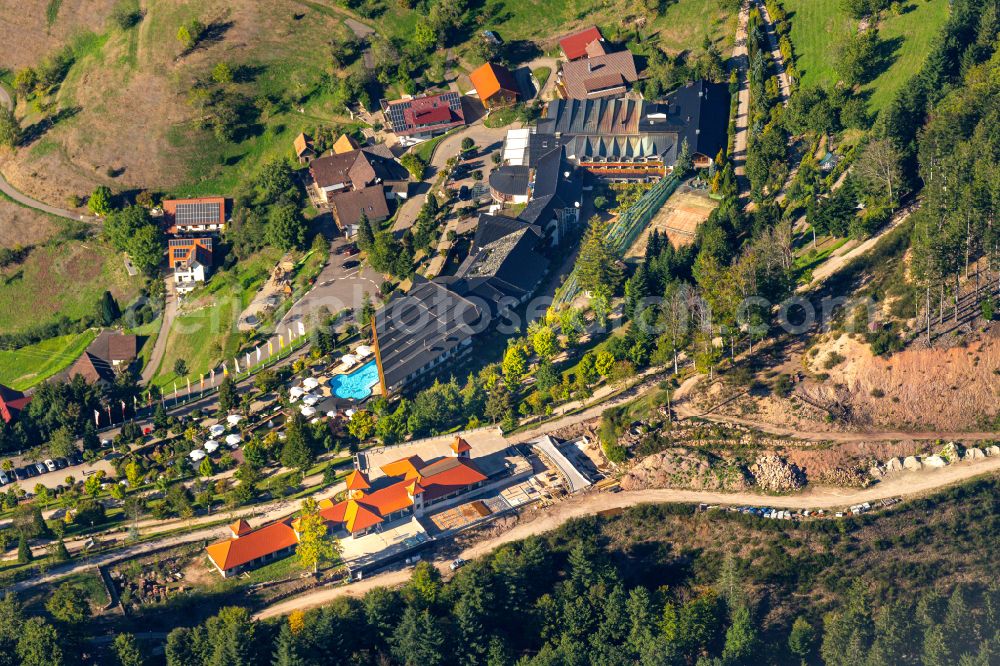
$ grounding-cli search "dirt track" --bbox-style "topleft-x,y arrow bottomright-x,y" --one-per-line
255,457 -> 1000,620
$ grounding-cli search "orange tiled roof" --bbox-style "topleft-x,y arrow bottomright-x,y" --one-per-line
294,133 -> 312,157
332,134 -> 360,154
451,436 -> 472,454
345,470 -> 371,491
470,62 -> 517,102
344,499 -> 383,533
206,520 -> 298,572
380,455 -> 424,479
230,519 -> 252,536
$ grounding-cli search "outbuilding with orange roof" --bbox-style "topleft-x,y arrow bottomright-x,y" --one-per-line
469,62 -> 519,109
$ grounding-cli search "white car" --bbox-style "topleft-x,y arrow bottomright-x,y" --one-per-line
44,459 -> 57,472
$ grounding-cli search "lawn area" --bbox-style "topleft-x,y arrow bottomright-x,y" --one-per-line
533,66 -> 551,89
151,249 -> 281,388
0,238 -> 142,335
784,0 -> 950,113
0,330 -> 97,390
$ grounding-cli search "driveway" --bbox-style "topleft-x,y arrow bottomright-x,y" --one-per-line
141,278 -> 177,382
392,123 -> 510,233
276,236 -> 385,333
730,1 -> 751,199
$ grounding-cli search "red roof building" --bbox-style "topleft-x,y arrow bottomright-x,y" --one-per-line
0,385 -> 31,424
381,92 -> 465,145
470,63 -> 519,109
559,26 -> 605,61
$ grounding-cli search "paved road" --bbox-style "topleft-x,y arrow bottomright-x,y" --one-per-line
257,455 -> 1000,619
524,57 -> 560,101
0,85 -> 96,222
392,123 -> 509,233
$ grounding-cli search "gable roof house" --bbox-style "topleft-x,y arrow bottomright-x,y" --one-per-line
332,134 -> 361,154
470,62 -> 519,109
162,197 -> 228,235
310,144 -> 410,235
558,50 -> 639,100
59,331 -> 138,387
661,80 -> 731,168
0,385 -> 31,424
381,92 -> 466,146
293,133 -> 315,164
205,519 -> 299,577
168,237 -> 214,294
559,26 -> 606,60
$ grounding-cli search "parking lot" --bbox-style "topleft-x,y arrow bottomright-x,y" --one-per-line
1,454 -> 116,494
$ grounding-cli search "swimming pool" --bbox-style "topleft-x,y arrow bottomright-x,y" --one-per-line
329,360 -> 379,400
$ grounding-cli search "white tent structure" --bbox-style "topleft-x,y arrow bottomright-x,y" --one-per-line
189,449 -> 207,461
302,394 -> 321,406
340,354 -> 357,367
226,414 -> 243,426
355,345 -> 373,359
345,408 -> 356,419
289,386 -> 305,400
209,424 -> 226,437
203,440 -> 220,453
225,433 -> 242,447
302,377 -> 320,390
300,405 -> 317,417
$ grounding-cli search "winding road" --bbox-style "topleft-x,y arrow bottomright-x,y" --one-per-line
0,84 -> 95,221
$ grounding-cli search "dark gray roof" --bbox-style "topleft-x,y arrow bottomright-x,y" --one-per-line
373,280 -> 483,391
487,165 -> 530,198
473,214 -> 539,248
662,80 -> 730,160
454,226 -> 548,301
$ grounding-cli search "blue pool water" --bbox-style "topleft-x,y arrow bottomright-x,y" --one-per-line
329,360 -> 379,400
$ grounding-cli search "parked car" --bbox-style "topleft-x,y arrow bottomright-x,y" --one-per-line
54,458 -> 67,469
343,245 -> 359,256
450,558 -> 468,571
13,468 -> 27,481
33,463 -> 47,475
458,185 -> 471,201
0,471 -> 9,486
44,459 -> 56,473
22,465 -> 37,478
341,260 -> 360,270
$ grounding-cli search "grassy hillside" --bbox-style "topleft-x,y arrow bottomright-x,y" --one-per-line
784,0 -> 949,112
0,330 -> 97,389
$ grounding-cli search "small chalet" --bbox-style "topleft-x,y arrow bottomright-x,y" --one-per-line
162,197 -> 228,235
0,385 -> 31,424
309,145 -> 409,204
293,133 -> 315,164
558,26 -> 605,61
381,92 -> 466,146
206,519 -> 298,578
469,62 -> 519,109
168,237 -> 214,294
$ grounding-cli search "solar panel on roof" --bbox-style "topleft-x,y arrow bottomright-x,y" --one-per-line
175,202 -> 221,226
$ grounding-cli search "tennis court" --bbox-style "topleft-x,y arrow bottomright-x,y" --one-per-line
625,188 -> 718,259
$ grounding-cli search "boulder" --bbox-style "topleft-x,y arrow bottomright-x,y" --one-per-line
964,447 -> 985,461
869,464 -> 885,479
939,442 -> 963,463
749,455 -> 806,493
903,456 -> 923,471
923,455 -> 947,468
986,446 -> 1000,457
885,457 -> 904,473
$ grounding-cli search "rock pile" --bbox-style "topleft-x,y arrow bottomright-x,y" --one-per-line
749,455 -> 806,493
620,448 -> 752,492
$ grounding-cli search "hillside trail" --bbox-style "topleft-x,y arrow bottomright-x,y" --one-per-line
672,375 -> 1000,442
0,85 -> 96,222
